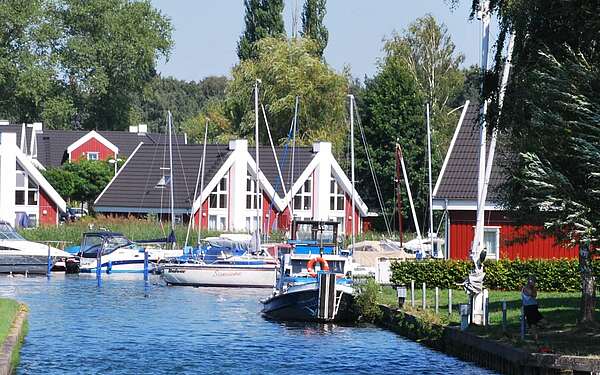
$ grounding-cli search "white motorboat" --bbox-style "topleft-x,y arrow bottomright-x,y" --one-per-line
78,231 -> 182,274
0,221 -> 72,274
161,236 -> 277,288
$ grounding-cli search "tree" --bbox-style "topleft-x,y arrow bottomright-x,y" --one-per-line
385,14 -> 465,156
237,0 -> 285,61
468,0 -> 600,323
357,44 -> 426,233
227,37 -> 349,155
63,160 -> 114,208
300,0 -> 328,58
43,167 -> 79,202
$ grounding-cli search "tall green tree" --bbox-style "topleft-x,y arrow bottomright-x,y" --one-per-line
357,44 -> 426,232
227,37 -> 348,155
468,0 -> 600,323
237,0 -> 285,61
300,0 -> 328,58
385,14 -> 465,156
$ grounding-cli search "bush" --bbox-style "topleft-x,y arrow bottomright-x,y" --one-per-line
355,278 -> 384,321
390,259 -> 597,292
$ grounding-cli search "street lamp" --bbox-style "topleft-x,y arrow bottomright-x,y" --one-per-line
108,158 -> 123,175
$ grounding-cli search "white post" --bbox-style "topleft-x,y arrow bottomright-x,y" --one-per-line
349,95 -> 356,246
0,133 -> 17,226
254,80 -> 261,251
426,103 -> 434,256
313,142 -> 332,221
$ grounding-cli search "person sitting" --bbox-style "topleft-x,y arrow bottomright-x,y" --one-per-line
522,276 -> 544,331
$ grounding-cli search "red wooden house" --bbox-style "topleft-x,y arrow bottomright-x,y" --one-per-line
432,101 -> 576,260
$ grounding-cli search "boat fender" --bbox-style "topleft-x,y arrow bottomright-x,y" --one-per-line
306,256 -> 330,278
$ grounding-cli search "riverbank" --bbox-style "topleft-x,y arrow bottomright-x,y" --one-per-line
364,285 -> 600,373
0,298 -> 28,375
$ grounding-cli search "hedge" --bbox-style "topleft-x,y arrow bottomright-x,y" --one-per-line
390,259 -> 600,292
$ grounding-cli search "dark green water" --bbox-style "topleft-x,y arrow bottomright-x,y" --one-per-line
0,274 -> 495,374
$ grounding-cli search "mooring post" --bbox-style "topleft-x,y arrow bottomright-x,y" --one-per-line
143,249 -> 149,284
96,246 -> 102,287
520,305 -> 526,339
422,282 -> 426,310
502,301 -> 507,332
411,280 -> 415,307
46,244 -> 52,279
435,287 -> 439,314
448,289 -> 453,315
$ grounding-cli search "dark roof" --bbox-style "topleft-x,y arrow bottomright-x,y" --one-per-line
249,146 -> 316,196
35,130 -> 186,167
95,144 -> 231,212
0,125 -> 33,153
433,103 -> 505,201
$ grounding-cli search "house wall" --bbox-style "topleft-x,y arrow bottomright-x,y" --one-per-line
344,194 -> 361,236
70,138 -> 115,161
39,189 -> 58,226
194,200 -> 209,230
448,210 -> 576,260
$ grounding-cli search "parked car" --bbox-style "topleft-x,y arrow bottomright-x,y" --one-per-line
59,207 -> 88,223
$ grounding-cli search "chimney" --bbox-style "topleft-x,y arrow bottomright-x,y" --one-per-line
0,120 -> 9,126
129,125 -> 138,133
31,122 -> 43,133
229,139 -> 248,151
138,124 -> 148,134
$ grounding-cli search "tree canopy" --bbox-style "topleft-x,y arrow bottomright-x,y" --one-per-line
237,0 -> 285,61
301,0 -> 328,58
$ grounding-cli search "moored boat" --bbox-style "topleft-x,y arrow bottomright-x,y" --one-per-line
261,220 -> 355,322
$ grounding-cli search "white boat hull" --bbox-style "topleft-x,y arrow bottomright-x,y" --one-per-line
162,264 -> 276,288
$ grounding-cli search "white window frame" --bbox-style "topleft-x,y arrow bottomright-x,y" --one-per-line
293,176 -> 312,211
473,226 -> 501,260
208,173 -> 228,231
209,175 -> 228,209
87,152 -> 99,161
245,171 -> 262,210
329,176 -> 345,212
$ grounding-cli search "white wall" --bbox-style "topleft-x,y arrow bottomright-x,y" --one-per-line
0,132 -> 17,225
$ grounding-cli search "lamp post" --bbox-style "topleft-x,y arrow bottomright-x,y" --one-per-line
108,158 -> 123,175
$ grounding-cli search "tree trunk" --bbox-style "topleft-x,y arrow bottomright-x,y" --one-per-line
579,241 -> 596,323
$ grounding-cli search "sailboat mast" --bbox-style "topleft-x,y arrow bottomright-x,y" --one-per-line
289,96 -> 299,219
395,144 -> 403,247
349,95 -> 356,250
426,103 -> 434,253
254,80 -> 261,251
197,120 -> 208,245
168,110 -> 175,235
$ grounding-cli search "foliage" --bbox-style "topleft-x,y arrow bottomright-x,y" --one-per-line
181,98 -> 236,144
0,298 -> 19,345
133,75 -> 227,133
354,278 -> 383,321
42,167 -> 79,201
237,0 -> 285,61
356,40 -> 425,231
0,0 -> 173,130
390,259 -> 599,292
55,160 -> 114,206
300,0 -> 328,58
226,37 -> 349,155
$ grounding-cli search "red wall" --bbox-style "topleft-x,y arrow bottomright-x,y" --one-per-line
194,200 -> 209,229
70,138 -> 115,161
39,189 -> 58,226
344,194 -> 360,235
448,210 -> 576,260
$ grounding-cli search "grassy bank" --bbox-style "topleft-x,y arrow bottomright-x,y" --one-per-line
0,298 -> 19,345
376,286 -> 600,356
18,216 -> 227,248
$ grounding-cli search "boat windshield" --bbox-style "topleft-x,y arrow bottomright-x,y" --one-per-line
202,241 -> 248,264
0,222 -> 25,240
81,234 -> 131,257
295,224 -> 335,243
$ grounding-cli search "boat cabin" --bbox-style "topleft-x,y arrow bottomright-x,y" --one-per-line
79,232 -> 133,258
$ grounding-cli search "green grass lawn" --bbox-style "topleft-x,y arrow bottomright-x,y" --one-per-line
377,286 -> 600,356
0,298 -> 20,345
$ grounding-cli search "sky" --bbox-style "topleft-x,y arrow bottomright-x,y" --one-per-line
150,1 -> 492,82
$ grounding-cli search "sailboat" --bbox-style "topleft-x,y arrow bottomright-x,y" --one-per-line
161,80 -> 277,288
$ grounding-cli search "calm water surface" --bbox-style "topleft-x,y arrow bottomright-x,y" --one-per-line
0,274 -> 495,374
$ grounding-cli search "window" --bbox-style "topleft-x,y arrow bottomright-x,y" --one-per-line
483,227 -> 500,259
246,172 -> 262,209
293,176 -> 312,211
329,177 -> 345,211
209,175 -> 228,209
28,179 -> 38,205
15,163 -> 38,207
87,152 -> 99,161
209,215 -> 217,231
15,191 -> 25,205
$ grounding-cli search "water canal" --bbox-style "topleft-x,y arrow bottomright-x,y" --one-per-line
0,274 -> 494,374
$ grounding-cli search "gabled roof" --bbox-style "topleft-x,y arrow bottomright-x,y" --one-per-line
0,125 -> 33,154
432,101 -> 505,203
94,143 -> 232,213
36,130 -> 186,167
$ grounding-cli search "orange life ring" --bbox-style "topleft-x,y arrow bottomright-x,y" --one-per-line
306,256 -> 330,278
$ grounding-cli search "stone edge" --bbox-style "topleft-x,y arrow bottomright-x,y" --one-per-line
0,303 -> 28,375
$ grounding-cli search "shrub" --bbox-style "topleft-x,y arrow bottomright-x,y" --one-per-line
390,258 -> 596,292
355,278 -> 384,321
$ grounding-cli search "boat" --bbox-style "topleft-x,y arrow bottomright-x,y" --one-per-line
78,231 -> 180,273
160,235 -> 277,287
261,220 -> 355,322
0,221 -> 74,274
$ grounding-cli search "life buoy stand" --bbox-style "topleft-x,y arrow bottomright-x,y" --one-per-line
307,256 -> 330,278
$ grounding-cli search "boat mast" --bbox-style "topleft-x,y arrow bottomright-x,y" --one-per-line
395,144 -> 403,247
349,95 -> 356,250
168,110 -> 175,240
426,103 -> 434,255
397,144 -> 424,250
289,96 -> 299,220
197,120 -> 209,245
254,80 -> 261,252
